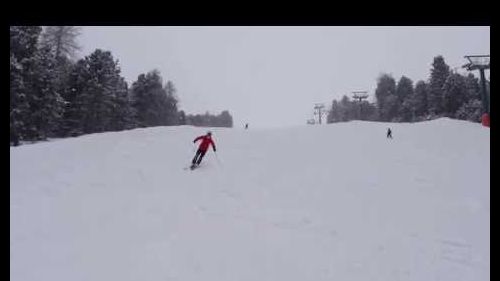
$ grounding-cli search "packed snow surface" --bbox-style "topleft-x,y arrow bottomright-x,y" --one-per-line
10,118 -> 489,281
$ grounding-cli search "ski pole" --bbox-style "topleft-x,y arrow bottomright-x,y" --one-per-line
214,151 -> 223,166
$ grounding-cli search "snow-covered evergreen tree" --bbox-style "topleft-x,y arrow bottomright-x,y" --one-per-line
185,111 -> 233,127
25,46 -> 64,140
131,70 -> 180,127
131,70 -> 166,127
60,49 -> 130,135
375,74 -> 397,122
219,110 -> 233,127
361,101 -> 378,121
456,99 -> 482,122
40,26 -> 81,60
455,73 -> 482,122
59,59 -> 86,136
109,77 -> 136,131
39,26 -> 80,134
327,100 -> 342,123
10,54 -> 28,145
339,95 -> 356,121
327,97 -> 377,123
442,72 -> 467,118
428,56 -> 450,117
10,26 -> 41,63
396,76 -> 414,122
10,26 -> 42,144
178,110 -> 187,125
412,80 -> 429,120
164,81 -> 179,125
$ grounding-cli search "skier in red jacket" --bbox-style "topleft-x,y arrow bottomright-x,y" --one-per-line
191,131 -> 216,169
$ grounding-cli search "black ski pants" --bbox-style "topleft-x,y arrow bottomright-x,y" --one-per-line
192,149 -> 207,165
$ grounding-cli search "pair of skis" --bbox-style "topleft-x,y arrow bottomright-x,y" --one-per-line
184,151 -> 219,171
184,163 -> 200,171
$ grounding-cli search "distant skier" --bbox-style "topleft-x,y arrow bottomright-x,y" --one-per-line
245,123 -> 249,129
387,128 -> 392,139
191,131 -> 216,169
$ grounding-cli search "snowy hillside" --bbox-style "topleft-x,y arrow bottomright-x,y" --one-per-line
10,118 -> 489,281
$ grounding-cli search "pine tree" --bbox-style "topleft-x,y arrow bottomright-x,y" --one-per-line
109,77 -> 135,131
456,99 -> 482,122
81,50 -> 112,133
339,95 -> 353,121
385,95 -> 399,122
61,49 -> 130,135
396,76 -> 413,104
361,101 -> 378,121
375,74 -> 397,121
39,27 -> 80,134
10,26 -> 43,143
164,81 -> 179,125
59,59 -> 87,136
413,81 -> 429,120
219,111 -> 233,127
26,46 -> 64,140
327,100 -> 341,123
442,72 -> 467,117
10,54 -> 28,145
178,110 -> 187,125
10,26 -> 42,62
131,70 -> 170,127
464,73 -> 481,102
455,73 -> 482,122
40,26 -> 81,60
428,55 -> 450,117
396,76 -> 414,122
203,112 -> 212,127
184,111 -> 233,127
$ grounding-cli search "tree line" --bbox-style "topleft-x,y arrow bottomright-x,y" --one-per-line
327,55 -> 488,124
10,26 -> 233,146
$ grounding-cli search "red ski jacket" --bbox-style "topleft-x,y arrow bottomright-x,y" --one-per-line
194,135 -> 216,152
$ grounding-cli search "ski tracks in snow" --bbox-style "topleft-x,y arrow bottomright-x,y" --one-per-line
408,232 -> 484,270
438,239 -> 477,268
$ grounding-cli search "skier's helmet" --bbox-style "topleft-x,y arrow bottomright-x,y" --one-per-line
207,131 -> 212,136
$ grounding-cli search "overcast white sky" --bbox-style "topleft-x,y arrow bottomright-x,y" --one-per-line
79,26 -> 490,128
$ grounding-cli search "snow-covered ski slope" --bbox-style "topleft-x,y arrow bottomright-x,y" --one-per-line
10,118 -> 489,281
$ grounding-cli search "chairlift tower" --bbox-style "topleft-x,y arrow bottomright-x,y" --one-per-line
352,91 -> 368,120
314,103 -> 326,124
463,55 -> 490,114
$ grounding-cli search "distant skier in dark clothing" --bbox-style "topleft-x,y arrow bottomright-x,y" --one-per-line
245,123 -> 249,129
191,131 -> 216,169
387,128 -> 392,139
